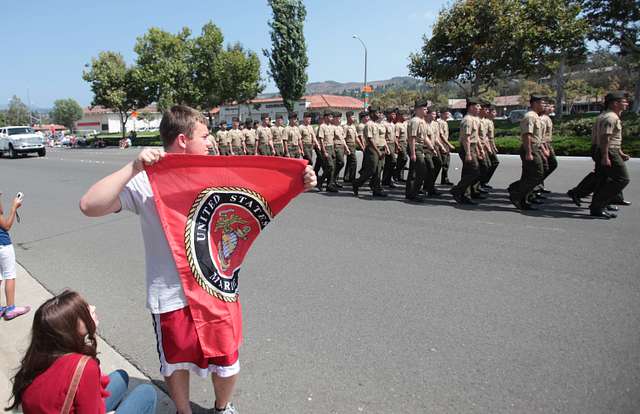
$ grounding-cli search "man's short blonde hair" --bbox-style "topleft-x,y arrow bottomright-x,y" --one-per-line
159,105 -> 207,149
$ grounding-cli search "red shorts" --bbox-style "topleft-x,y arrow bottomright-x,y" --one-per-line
152,307 -> 239,378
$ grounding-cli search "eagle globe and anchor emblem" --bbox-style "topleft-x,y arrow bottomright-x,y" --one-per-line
185,187 -> 273,302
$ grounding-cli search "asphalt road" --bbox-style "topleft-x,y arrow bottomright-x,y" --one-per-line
2,148 -> 639,414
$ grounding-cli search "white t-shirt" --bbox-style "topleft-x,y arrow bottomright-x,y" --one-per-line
119,172 -> 188,314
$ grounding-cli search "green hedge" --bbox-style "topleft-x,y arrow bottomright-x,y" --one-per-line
448,112 -> 640,157
448,135 -> 640,157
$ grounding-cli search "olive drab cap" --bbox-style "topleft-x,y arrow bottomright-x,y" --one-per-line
245,119 -> 253,126
289,112 -> 298,119
346,111 -> 354,117
333,111 -> 341,118
303,112 -> 312,118
481,98 -> 493,107
359,111 -> 368,119
529,94 -> 546,103
260,113 -> 269,120
323,110 -> 333,117
275,114 -> 284,120
605,91 -> 628,103
232,117 -> 239,122
414,99 -> 429,108
466,97 -> 482,106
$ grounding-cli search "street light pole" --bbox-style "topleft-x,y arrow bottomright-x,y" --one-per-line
352,35 -> 368,109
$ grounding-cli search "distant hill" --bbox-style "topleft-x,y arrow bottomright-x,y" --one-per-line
305,76 -> 427,95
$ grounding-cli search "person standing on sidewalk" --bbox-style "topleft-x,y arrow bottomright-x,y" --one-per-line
0,192 -> 30,321
79,105 -> 316,414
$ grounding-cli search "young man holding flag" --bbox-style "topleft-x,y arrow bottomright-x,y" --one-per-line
80,105 -> 316,414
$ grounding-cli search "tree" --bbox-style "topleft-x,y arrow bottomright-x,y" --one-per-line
216,43 -> 264,104
134,27 -> 197,111
520,0 -> 588,119
581,0 -> 640,112
83,51 -> 151,139
518,80 -> 554,106
263,0 -> 309,112
191,22 -> 225,111
0,111 -> 5,127
564,79 -> 600,112
51,98 -> 83,131
409,0 -> 528,97
6,96 -> 30,125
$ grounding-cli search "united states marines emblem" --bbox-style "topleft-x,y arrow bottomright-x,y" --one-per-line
185,187 -> 273,302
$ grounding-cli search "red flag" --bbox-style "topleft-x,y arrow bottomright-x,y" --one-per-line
146,154 -> 306,357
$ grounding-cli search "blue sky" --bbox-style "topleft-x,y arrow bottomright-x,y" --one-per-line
1,0 -> 444,108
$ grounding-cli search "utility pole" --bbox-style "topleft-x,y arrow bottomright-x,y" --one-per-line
352,35 -> 369,109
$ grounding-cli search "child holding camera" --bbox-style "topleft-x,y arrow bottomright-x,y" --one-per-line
0,191 -> 30,320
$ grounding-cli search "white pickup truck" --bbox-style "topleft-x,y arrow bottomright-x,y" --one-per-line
0,126 -> 46,158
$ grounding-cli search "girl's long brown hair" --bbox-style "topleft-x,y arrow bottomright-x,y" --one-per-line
5,290 -> 98,411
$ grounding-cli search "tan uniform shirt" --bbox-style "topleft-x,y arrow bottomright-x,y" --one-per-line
460,114 -> 480,144
479,118 -> 489,141
317,123 -> 334,147
540,114 -> 553,143
486,119 -> 495,142
271,125 -> 285,145
333,124 -> 346,148
424,119 -> 439,152
286,125 -> 302,146
356,123 -> 365,139
437,119 -> 449,143
216,130 -> 229,147
408,117 -> 426,150
364,120 -> 386,148
520,111 -> 543,147
376,122 -> 387,146
383,121 -> 396,145
343,124 -> 358,147
227,129 -> 244,148
396,121 -> 408,145
595,111 -> 623,149
257,125 -> 272,146
298,124 -> 315,145
244,129 -> 257,146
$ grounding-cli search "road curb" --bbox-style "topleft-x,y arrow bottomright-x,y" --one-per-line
0,263 -> 175,413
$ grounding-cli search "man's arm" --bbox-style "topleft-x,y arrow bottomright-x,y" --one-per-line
600,134 -> 611,167
79,148 -> 165,217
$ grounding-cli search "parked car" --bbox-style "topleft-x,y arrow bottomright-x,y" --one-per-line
508,109 -> 528,124
0,126 -> 46,158
453,112 -> 464,120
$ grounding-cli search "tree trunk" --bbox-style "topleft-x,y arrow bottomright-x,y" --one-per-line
633,76 -> 640,113
555,56 -> 566,120
120,112 -> 127,141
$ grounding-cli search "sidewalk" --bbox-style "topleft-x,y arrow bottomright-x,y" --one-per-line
0,263 -> 175,413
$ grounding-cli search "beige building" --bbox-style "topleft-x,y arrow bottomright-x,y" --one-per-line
75,104 -> 162,134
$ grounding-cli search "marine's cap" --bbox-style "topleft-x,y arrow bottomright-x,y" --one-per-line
219,121 -> 226,126
466,97 -> 482,106
480,98 -> 493,107
303,111 -> 312,118
289,112 -> 298,119
414,98 -> 429,108
605,91 -> 628,103
244,118 -> 253,125
275,114 -> 284,120
333,111 -> 342,118
260,113 -> 270,120
232,117 -> 239,122
323,110 -> 333,117
368,106 -> 381,113
346,111 -> 354,117
359,111 -> 369,118
529,94 -> 545,103
398,109 -> 409,115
